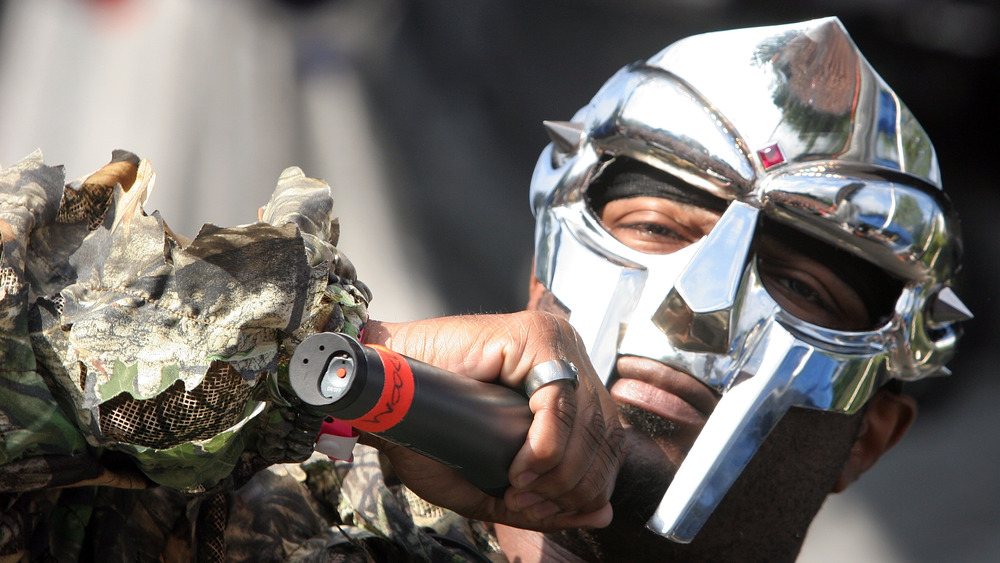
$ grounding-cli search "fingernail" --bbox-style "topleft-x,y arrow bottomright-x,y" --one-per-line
514,471 -> 538,488
530,501 -> 560,520
513,492 -> 543,511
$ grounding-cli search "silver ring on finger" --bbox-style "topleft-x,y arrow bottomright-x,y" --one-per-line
525,359 -> 579,397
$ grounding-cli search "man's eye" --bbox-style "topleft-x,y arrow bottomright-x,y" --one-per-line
757,257 -> 871,330
616,222 -> 685,241
772,276 -> 827,308
608,221 -> 696,254
598,196 -> 722,255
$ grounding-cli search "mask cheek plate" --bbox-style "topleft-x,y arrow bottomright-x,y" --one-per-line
536,204 -> 646,383
651,202 -> 758,354
646,317 -> 887,542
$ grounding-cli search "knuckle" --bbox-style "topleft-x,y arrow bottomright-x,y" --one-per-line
521,310 -> 577,351
581,408 -> 608,452
531,394 -> 576,461
597,426 -> 626,483
551,467 -> 604,512
550,391 -> 578,434
575,467 -> 608,506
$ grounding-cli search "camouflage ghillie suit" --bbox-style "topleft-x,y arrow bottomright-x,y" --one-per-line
0,150 -> 494,560
226,445 -> 505,562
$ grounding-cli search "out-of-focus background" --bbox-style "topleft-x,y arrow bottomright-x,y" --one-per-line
0,0 -> 995,560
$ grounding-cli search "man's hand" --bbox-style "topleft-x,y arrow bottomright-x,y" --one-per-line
360,311 -> 625,531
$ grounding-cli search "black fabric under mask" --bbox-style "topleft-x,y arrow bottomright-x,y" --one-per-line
586,158 -> 729,214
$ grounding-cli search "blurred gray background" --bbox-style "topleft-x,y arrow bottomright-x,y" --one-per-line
0,0 -> 996,560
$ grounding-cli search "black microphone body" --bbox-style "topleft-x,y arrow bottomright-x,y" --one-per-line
289,332 -> 533,497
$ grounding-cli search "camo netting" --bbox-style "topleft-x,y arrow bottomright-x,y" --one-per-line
98,361 -> 253,448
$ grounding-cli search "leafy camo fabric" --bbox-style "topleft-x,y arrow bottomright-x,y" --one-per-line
225,445 -> 506,562
0,150 -> 372,559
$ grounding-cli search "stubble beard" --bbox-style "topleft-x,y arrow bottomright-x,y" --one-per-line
617,403 -> 682,440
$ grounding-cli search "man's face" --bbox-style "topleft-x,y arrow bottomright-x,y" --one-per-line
532,179 -> 883,558
525,19 -> 963,557
597,188 -> 875,456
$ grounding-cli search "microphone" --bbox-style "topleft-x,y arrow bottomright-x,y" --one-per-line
289,332 -> 533,497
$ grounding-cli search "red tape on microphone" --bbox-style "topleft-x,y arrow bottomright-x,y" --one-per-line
347,345 -> 415,432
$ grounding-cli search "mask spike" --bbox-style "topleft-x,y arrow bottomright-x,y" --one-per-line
543,121 -> 585,153
929,287 -> 973,325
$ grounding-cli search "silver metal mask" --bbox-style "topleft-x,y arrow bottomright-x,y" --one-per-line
529,17 -> 970,542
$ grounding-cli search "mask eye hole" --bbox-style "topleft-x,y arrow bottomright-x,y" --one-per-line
597,197 -> 721,255
588,158 -> 727,255
755,220 -> 904,331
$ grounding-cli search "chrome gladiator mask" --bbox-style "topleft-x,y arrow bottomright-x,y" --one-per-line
530,18 -> 970,542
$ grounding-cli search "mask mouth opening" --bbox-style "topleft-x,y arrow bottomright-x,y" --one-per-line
754,218 -> 905,330
586,157 -> 729,218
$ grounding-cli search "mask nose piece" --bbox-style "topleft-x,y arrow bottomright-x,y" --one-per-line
652,202 -> 759,353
